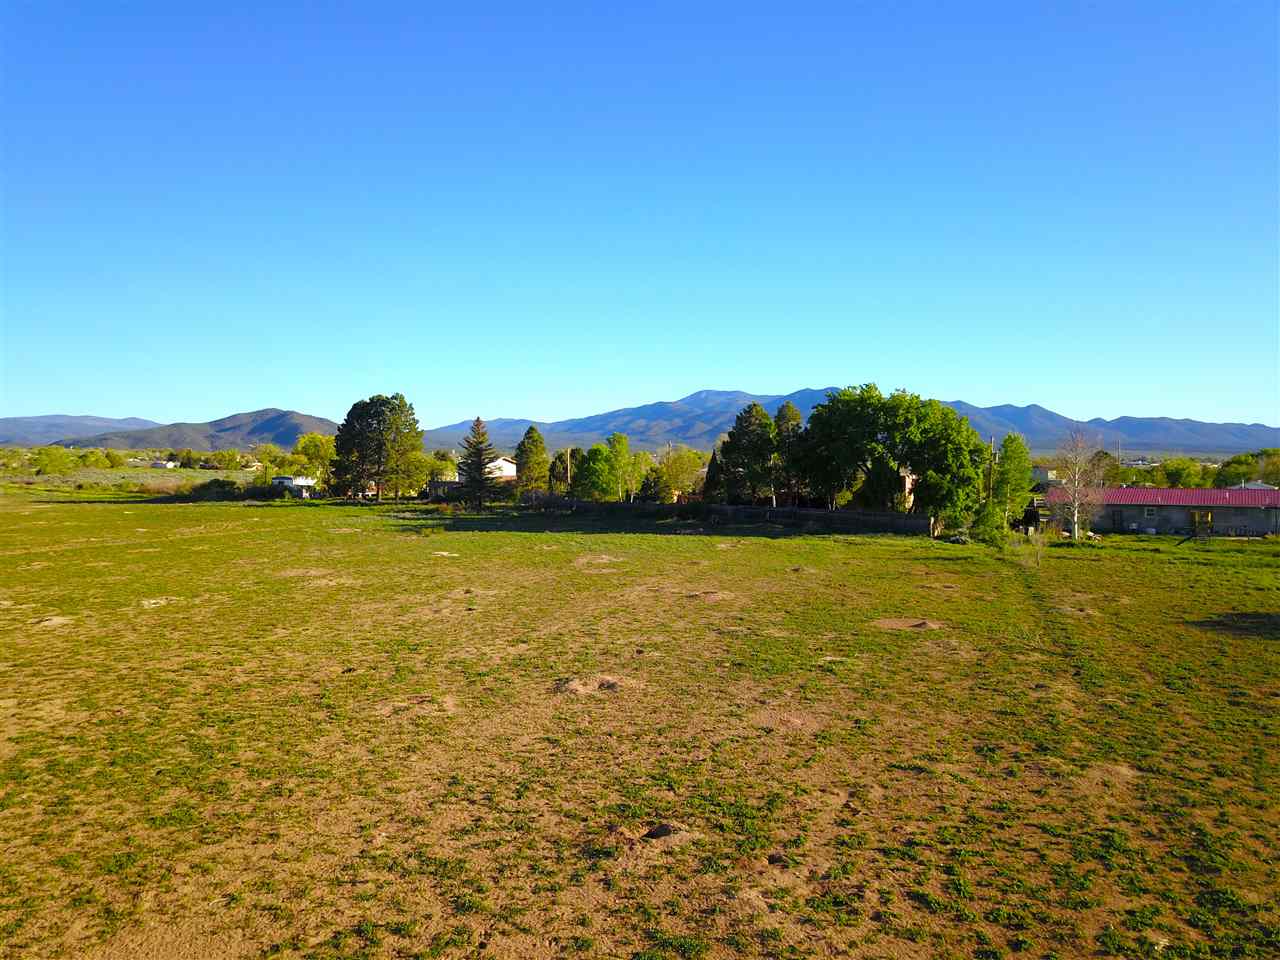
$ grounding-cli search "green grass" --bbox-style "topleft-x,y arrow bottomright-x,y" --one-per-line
0,491 -> 1276,958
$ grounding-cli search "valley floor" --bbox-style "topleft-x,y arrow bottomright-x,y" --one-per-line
0,493 -> 1276,959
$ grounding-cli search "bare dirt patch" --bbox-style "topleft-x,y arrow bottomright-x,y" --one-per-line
870,617 -> 945,630
140,597 -> 178,609
553,675 -> 632,695
32,615 -> 74,628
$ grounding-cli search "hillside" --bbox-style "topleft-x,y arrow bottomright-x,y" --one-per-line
0,415 -> 159,446
57,409 -> 339,451
424,389 -> 1279,454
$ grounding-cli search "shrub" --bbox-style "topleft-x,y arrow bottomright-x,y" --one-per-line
188,478 -> 241,501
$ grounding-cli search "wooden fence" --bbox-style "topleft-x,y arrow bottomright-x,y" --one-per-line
537,497 -> 933,536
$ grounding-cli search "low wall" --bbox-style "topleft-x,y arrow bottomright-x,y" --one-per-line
538,498 -> 932,536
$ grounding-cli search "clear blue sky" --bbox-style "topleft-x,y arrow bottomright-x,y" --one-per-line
2,3 -> 1277,428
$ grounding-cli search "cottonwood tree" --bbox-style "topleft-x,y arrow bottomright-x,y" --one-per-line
1052,429 -> 1106,539
572,444 -> 613,501
293,432 -> 336,487
992,433 -> 1033,525
514,426 -> 550,498
657,445 -> 705,499
382,395 -> 424,500
457,417 -> 502,509
719,403 -> 777,504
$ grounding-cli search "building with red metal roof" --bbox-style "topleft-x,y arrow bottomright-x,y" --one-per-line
1045,486 -> 1280,535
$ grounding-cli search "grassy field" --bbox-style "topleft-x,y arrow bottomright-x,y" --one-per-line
0,491 -> 1276,959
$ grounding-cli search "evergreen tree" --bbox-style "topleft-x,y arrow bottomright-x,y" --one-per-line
333,395 -> 395,499
719,403 -> 777,504
702,450 -> 725,502
457,417 -> 502,509
638,465 -> 674,503
514,425 -> 551,498
549,447 -> 585,496
773,400 -> 804,506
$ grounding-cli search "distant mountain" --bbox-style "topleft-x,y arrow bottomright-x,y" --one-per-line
12,392 -> 1273,455
0,415 -> 160,446
425,390 -> 1279,455
55,409 -> 339,451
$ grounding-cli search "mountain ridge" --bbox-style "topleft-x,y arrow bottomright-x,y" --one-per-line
5,392 -> 1274,454
0,415 -> 160,446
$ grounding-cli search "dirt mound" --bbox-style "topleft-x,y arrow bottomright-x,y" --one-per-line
553,675 -> 629,695
32,615 -> 73,628
871,617 -> 945,631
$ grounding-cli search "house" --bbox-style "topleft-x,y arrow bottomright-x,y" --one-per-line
150,460 -> 178,469
1048,486 -> 1280,537
1031,466 -> 1058,486
486,456 -> 518,481
270,475 -> 317,498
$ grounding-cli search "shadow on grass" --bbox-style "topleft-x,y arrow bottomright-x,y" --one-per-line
389,505 -> 812,539
1190,613 -> 1280,638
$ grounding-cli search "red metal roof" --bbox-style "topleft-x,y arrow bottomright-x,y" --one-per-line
1046,486 -> 1280,508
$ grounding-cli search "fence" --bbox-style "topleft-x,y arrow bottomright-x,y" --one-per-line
537,497 -> 933,536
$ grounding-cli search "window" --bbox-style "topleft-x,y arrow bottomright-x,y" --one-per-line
1143,507 -> 1156,519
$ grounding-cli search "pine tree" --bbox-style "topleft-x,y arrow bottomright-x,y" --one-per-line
458,417 -> 502,509
773,400 -> 804,506
719,403 -> 777,504
514,425 -> 550,499
702,450 -> 725,503
333,395 -> 394,499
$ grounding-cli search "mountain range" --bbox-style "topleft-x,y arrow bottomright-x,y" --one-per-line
1,391 -> 1275,455
38,409 -> 340,452
0,415 -> 160,447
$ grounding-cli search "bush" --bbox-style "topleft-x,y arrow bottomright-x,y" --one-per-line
188,478 -> 241,501
971,502 -> 1009,547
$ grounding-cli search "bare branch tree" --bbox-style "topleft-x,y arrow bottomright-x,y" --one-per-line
1052,428 -> 1107,539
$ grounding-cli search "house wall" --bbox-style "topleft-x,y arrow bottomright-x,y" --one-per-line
1092,504 -> 1278,536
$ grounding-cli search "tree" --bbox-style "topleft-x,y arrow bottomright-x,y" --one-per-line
992,433 -> 1034,526
514,426 -> 550,499
32,446 -> 76,475
773,401 -> 805,506
604,433 -> 636,502
638,465 -> 675,502
1157,457 -> 1201,488
549,448 -> 585,496
383,395 -> 424,500
657,445 -> 706,499
333,396 -> 395,499
105,449 -> 127,468
1052,429 -> 1107,539
702,449 -> 725,502
572,444 -> 613,501
293,433 -> 336,487
457,417 -> 502,509
719,403 -> 777,504
77,449 -> 110,469
251,443 -> 285,470
176,448 -> 200,469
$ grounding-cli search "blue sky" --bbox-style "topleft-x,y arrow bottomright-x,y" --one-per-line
2,3 -> 1276,427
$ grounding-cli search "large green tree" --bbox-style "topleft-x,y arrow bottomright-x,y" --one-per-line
719,403 -> 777,504
572,444 -> 613,501
773,401 -> 805,506
514,426 -> 551,498
604,433 -> 634,502
293,433 -> 336,487
383,395 -> 424,500
333,396 -> 395,499
457,417 -> 502,509
992,432 -> 1034,525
